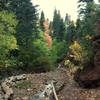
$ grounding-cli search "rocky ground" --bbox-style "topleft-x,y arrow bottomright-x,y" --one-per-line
0,67 -> 100,100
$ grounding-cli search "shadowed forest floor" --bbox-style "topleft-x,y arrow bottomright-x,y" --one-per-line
58,68 -> 100,100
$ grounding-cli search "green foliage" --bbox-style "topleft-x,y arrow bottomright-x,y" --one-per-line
52,9 -> 66,41
77,0 -> 96,38
32,32 -> 55,71
0,0 -> 9,11
52,39 -> 68,62
64,13 -> 71,28
7,0 -> 39,68
0,11 -> 18,35
78,0 -> 93,3
73,0 -> 97,70
0,0 -> 98,73
76,19 -> 82,38
80,39 -> 93,63
40,11 -> 45,31
59,19 -> 66,40
94,3 -> 100,34
51,9 -> 68,63
52,9 -> 60,34
69,40 -> 93,69
15,81 -> 31,89
0,11 -> 18,68
0,1 -> 57,72
66,21 -> 76,43
9,0 -> 38,46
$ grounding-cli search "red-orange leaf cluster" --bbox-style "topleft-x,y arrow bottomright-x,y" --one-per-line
43,19 -> 52,47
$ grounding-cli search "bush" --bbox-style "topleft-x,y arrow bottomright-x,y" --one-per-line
52,39 -> 68,62
31,32 -> 55,72
69,40 -> 93,69
0,11 -> 18,69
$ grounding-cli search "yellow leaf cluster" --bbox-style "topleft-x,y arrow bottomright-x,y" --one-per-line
69,41 -> 81,50
64,60 -> 70,65
69,41 -> 83,62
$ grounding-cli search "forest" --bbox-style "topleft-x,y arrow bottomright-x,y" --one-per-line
0,0 -> 100,100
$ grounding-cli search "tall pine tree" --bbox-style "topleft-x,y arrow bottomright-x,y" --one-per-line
40,11 -> 45,31
8,0 -> 39,67
77,0 -> 96,37
66,21 -> 76,43
52,9 -> 65,41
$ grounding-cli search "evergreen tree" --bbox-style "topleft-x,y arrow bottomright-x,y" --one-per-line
40,11 -> 45,31
94,2 -> 100,34
76,19 -> 83,38
78,0 -> 93,3
65,13 -> 71,28
77,0 -> 96,37
8,0 -> 39,67
75,0 -> 96,68
0,0 -> 9,11
78,0 -> 94,19
49,21 -> 53,36
52,9 -> 65,41
59,18 -> 66,40
66,21 -> 76,43
52,9 -> 60,38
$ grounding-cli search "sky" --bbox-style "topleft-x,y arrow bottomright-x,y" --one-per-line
31,0 -> 99,21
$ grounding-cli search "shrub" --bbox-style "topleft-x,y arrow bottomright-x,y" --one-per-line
0,11 -> 18,69
32,32 -> 55,72
52,39 -> 68,62
69,40 -> 93,69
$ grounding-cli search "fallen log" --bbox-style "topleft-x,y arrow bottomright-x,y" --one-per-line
52,81 -> 59,100
32,80 -> 59,100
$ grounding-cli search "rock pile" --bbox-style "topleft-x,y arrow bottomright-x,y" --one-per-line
1,74 -> 26,100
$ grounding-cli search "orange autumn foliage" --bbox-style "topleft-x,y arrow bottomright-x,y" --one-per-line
43,19 -> 52,47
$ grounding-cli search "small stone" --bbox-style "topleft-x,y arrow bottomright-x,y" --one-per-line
27,88 -> 33,92
22,96 -> 29,100
14,97 -> 20,100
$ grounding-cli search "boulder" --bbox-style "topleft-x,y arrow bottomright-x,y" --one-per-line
74,67 -> 100,88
